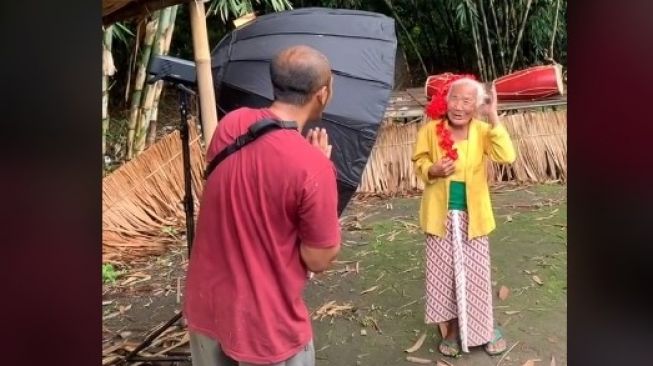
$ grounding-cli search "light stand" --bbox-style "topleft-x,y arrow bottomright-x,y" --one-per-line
121,83 -> 198,365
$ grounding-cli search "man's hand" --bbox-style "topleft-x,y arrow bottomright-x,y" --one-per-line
306,128 -> 333,158
428,157 -> 456,179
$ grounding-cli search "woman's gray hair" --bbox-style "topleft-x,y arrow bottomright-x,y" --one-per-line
446,78 -> 487,107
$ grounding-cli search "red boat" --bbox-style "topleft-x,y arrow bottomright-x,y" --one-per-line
494,64 -> 564,101
425,64 -> 564,102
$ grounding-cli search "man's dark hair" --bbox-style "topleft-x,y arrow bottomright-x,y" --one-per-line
270,46 -> 331,106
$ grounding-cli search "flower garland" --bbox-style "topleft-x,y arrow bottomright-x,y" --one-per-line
424,73 -> 477,162
436,120 -> 458,161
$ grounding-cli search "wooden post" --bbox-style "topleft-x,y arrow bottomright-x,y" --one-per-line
189,0 -> 218,146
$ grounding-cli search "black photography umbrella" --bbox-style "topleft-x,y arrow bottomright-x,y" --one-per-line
211,7 -> 397,215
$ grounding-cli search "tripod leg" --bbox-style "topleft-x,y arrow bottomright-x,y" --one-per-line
123,312 -> 183,362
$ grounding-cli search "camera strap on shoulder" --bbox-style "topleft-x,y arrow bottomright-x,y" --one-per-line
203,118 -> 298,179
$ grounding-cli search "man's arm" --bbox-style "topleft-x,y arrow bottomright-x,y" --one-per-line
300,244 -> 340,273
297,163 -> 341,274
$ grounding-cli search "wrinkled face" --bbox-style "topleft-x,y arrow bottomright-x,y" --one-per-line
446,83 -> 478,126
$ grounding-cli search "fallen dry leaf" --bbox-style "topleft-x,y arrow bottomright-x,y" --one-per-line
522,359 -> 542,366
118,304 -> 132,314
405,332 -> 427,353
406,356 -> 432,364
312,301 -> 354,321
361,285 -> 379,295
532,275 -> 544,285
498,285 -> 510,301
437,360 -> 454,366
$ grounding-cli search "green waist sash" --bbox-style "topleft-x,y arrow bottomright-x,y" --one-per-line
449,181 -> 467,211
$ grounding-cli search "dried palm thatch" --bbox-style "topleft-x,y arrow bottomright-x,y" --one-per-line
102,121 -> 205,262
358,107 -> 566,194
358,116 -> 425,194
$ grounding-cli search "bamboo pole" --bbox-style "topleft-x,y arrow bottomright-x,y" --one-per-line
384,0 -> 428,78
134,6 -> 173,155
189,0 -> 218,146
466,0 -> 487,80
549,0 -> 561,61
477,0 -> 497,79
147,5 -> 180,148
127,12 -> 160,160
508,0 -> 533,73
102,25 -> 116,157
488,0 -> 507,74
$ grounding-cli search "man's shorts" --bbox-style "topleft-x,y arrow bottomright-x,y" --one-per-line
189,331 -> 315,366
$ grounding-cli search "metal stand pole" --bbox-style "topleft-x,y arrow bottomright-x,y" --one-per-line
122,84 -> 197,364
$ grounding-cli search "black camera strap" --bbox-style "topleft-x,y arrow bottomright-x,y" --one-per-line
204,118 -> 298,179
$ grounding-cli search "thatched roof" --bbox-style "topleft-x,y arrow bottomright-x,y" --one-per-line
102,0 -> 189,25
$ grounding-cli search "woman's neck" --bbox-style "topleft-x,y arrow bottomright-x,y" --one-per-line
447,119 -> 469,141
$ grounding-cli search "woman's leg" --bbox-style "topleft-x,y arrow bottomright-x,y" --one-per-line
424,221 -> 461,356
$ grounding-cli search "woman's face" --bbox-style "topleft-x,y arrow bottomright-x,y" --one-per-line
446,84 -> 478,127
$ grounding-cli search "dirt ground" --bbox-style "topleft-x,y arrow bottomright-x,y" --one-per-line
103,183 -> 567,366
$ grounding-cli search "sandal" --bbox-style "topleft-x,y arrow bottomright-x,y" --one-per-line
438,339 -> 461,357
484,328 -> 507,356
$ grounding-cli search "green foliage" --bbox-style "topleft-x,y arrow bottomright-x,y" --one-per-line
208,0 -> 293,22
102,264 -> 120,284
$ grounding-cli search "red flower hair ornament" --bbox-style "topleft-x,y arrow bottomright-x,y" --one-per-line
425,73 -> 477,161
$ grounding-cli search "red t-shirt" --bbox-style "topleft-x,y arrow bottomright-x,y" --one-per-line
184,107 -> 341,364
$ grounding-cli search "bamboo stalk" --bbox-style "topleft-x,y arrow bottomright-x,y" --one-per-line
146,5 -> 180,148
549,0 -> 562,61
488,0 -> 507,74
383,0 -> 427,78
127,13 -> 160,160
465,0 -> 487,80
503,0 -> 511,62
508,0 -> 533,73
134,6 -> 173,155
477,0 -> 497,79
189,0 -> 219,146
102,25 -> 116,157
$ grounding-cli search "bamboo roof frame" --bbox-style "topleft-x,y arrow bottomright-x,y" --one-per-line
103,0 -> 189,25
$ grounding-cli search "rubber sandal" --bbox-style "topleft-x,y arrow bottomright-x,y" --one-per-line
484,328 -> 507,356
438,339 -> 461,357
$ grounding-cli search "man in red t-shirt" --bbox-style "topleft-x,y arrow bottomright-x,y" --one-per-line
184,46 -> 342,366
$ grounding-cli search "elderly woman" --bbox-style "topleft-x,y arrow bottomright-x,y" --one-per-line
412,76 -> 516,357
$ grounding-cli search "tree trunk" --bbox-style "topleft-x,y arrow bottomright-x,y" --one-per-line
508,0 -> 533,73
477,0 -> 497,79
126,12 -> 160,160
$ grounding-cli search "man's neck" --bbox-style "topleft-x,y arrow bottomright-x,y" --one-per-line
268,102 -> 311,132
